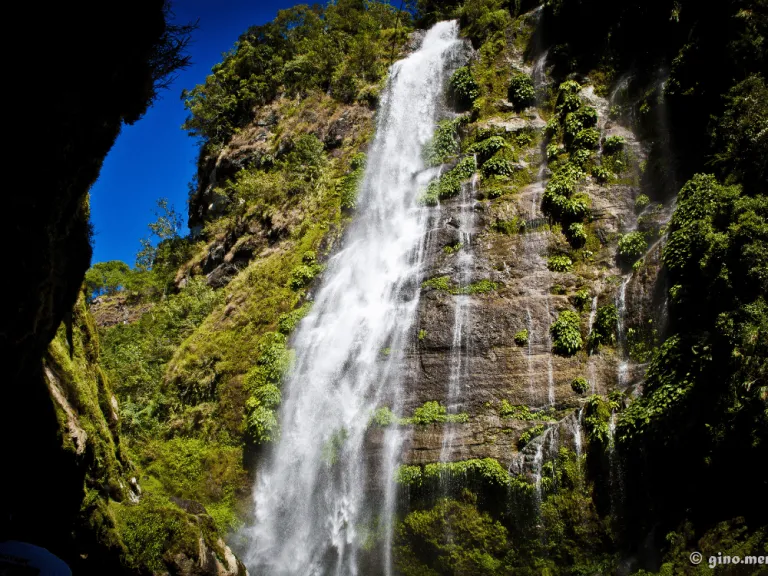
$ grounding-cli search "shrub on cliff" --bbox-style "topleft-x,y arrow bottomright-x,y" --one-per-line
508,73 -> 535,109
450,66 -> 480,109
551,310 -> 583,356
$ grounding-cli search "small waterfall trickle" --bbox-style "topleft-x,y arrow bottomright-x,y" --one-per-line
440,166 -> 477,461
545,298 -> 555,406
525,306 -> 536,401
245,22 -> 468,576
571,408 -> 584,459
616,275 -> 631,387
586,296 -> 598,394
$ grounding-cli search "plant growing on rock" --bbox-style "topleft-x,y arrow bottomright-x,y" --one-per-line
450,66 -> 479,109
518,424 -> 545,448
602,135 -> 626,154
547,255 -> 573,272
592,165 -> 611,183
635,194 -> 650,211
556,80 -> 582,114
469,136 -> 507,161
371,407 -> 397,427
404,401 -> 468,425
481,157 -> 515,177
567,222 -> 587,246
588,305 -> 618,351
550,310 -> 583,356
618,231 -> 648,262
573,128 -> 600,150
571,377 -> 589,394
514,329 -> 529,346
573,288 -> 591,309
508,73 -> 535,109
422,118 -> 462,167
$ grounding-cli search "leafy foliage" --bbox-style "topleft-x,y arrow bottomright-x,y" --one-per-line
618,231 -> 648,262
602,135 -> 625,154
514,329 -> 529,346
551,310 -> 583,356
423,119 -> 462,167
395,495 -> 508,576
508,73 -> 535,109
518,424 -> 545,448
571,377 -> 589,394
182,2 -> 410,147
588,305 -> 618,351
547,255 -> 573,272
403,401 -> 469,425
450,66 -> 480,109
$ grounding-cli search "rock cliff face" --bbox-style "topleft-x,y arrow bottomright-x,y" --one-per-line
53,0 -> 764,573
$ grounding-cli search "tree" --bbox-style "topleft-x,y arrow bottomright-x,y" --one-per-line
84,260 -> 133,299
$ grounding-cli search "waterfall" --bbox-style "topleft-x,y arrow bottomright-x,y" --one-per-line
616,275 -> 631,387
571,408 -> 584,459
545,297 -> 555,406
586,296 -> 598,394
245,22 -> 467,576
440,170 -> 477,461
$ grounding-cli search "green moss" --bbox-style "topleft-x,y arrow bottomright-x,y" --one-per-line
321,427 -> 349,465
138,437 -> 246,533
395,458 -> 526,490
551,310 -> 583,356
443,241 -> 464,254
244,332 -> 293,445
114,494 -> 199,572
277,303 -> 312,335
418,329 -> 427,341
462,279 -> 498,295
395,495 -> 508,576
513,329 -> 529,346
421,275 -> 452,292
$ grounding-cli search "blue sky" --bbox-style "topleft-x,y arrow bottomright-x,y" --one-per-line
90,0 -> 299,265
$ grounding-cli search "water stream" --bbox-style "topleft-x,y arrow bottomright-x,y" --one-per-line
245,22 -> 467,576
440,170 -> 477,461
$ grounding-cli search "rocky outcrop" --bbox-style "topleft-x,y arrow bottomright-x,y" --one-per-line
2,2 -> 197,571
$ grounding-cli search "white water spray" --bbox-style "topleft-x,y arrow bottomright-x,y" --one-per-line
441,169 -> 477,461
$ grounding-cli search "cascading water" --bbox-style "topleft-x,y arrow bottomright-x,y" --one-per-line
440,169 -> 477,461
586,296 -> 598,394
616,275 -> 631,387
245,22 -> 468,576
